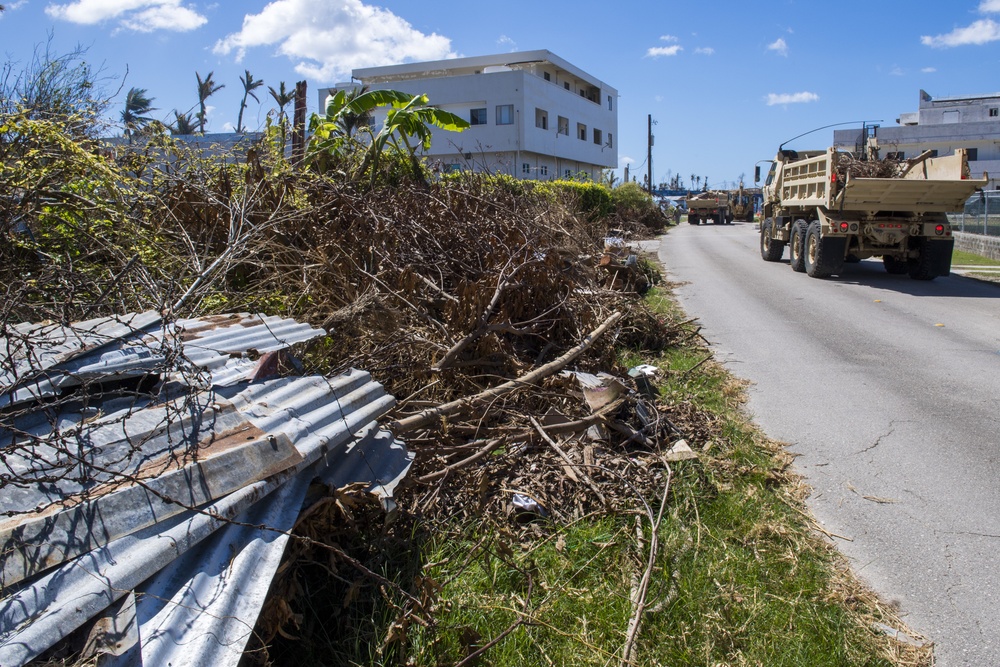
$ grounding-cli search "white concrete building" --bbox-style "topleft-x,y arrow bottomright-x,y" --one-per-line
833,90 -> 1000,189
318,50 -> 618,181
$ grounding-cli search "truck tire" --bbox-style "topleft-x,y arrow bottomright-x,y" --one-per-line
789,219 -> 808,273
688,213 -> 698,225
715,212 -> 723,225
760,218 -> 785,262
908,238 -> 954,280
882,255 -> 908,275
804,221 -> 846,278
726,212 -> 734,224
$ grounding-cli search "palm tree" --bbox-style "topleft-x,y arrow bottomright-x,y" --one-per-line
170,109 -> 198,135
195,71 -> 224,134
236,69 -> 263,133
268,81 -> 294,127
121,87 -> 156,142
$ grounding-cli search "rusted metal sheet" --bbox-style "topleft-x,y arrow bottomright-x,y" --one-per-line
0,313 -> 410,667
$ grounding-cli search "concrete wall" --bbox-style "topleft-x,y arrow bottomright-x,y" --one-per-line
954,231 -> 1000,260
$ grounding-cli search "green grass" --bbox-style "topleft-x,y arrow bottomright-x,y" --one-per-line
399,286 -> 927,666
952,248 -> 1000,266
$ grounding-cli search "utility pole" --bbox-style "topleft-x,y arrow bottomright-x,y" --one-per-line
647,114 -> 654,194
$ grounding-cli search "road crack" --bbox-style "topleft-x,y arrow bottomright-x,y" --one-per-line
856,422 -> 897,455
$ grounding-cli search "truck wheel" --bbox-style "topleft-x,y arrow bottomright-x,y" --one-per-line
882,255 -> 908,275
726,213 -> 734,224
908,238 -> 954,280
688,213 -> 697,225
715,213 -> 723,225
760,218 -> 785,262
789,220 -> 808,273
804,221 -> 846,278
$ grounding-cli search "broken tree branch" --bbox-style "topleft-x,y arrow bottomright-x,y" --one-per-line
389,310 -> 623,434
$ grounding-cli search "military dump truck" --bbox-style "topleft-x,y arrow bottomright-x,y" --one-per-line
729,183 -> 755,222
756,147 -> 987,279
686,191 -> 732,225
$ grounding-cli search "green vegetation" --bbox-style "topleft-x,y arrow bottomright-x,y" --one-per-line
952,248 -> 1000,266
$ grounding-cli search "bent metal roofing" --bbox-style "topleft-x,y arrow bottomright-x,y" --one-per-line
0,312 -> 411,666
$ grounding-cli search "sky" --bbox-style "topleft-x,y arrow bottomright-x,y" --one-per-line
2,0 -> 1000,190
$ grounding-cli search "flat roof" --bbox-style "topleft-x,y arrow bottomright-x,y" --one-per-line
352,49 -> 616,94
929,92 -> 1000,104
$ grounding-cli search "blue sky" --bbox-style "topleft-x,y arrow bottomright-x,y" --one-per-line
2,0 -> 999,189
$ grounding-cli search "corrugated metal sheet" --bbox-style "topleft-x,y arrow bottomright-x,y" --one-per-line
0,313 -> 411,667
0,311 -> 326,408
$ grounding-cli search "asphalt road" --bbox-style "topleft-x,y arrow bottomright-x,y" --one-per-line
652,221 -> 1000,667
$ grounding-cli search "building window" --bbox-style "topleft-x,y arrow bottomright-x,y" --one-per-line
544,71 -> 551,81
577,123 -> 587,140
579,89 -> 585,97
608,95 -> 613,111
522,163 -> 531,175
967,147 -> 979,161
496,104 -> 513,125
886,151 -> 905,160
607,133 -> 613,148
535,108 -> 548,130
564,82 -> 570,91
928,149 -> 939,157
557,116 -> 569,135
564,169 -> 572,178
470,108 -> 487,125
539,165 -> 548,176
991,108 -> 999,117
593,128 -> 603,145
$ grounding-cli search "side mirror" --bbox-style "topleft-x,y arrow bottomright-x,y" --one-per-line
754,165 -> 761,183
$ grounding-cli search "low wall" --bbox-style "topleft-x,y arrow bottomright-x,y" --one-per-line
954,231 -> 1000,261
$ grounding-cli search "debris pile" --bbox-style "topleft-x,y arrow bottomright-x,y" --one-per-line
1,148 -> 689,663
835,152 -> 907,180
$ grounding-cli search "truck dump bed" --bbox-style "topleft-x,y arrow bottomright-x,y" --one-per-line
778,148 -> 987,215
686,192 -> 728,209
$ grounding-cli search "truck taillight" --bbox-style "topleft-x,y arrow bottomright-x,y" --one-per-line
839,222 -> 849,232
935,224 -> 945,235
831,173 -> 838,183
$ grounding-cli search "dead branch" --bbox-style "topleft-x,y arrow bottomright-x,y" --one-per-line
389,311 -> 622,434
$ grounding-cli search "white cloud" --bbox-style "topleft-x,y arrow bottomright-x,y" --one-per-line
646,45 -> 683,58
45,0 -> 207,31
767,37 -> 788,56
659,34 -> 678,42
922,18 -> 1000,47
497,34 -> 516,51
214,0 -> 456,83
766,92 -> 819,106
922,66 -> 937,73
890,66 -> 905,76
654,95 -> 664,102
980,0 -> 1000,12
694,47 -> 714,55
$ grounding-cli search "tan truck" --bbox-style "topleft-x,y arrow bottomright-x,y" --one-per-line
686,191 -> 732,225
755,147 -> 987,279
729,183 -> 755,222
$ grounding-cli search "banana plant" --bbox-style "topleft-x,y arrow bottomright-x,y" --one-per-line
308,88 -> 469,185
